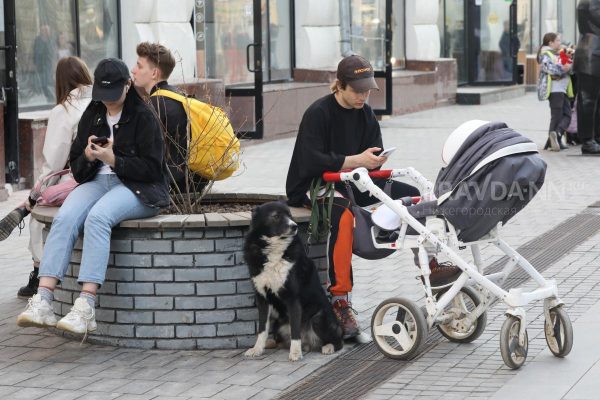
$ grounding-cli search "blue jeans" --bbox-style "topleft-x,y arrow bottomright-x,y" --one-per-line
39,174 -> 159,286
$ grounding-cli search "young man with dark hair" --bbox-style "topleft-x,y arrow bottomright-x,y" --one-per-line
132,42 -> 204,192
286,55 -> 461,340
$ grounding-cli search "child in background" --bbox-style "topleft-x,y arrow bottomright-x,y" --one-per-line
537,32 -> 574,151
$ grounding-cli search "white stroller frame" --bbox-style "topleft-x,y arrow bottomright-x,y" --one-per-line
323,167 -> 573,369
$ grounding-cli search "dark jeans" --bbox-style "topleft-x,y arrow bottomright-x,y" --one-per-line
548,92 -> 572,134
576,73 -> 600,141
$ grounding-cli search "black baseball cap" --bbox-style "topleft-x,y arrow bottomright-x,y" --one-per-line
92,58 -> 130,102
336,55 -> 379,92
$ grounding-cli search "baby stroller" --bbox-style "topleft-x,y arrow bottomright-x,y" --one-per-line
322,120 -> 573,369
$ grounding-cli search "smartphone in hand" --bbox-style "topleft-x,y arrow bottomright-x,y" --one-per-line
379,147 -> 396,157
91,136 -> 109,146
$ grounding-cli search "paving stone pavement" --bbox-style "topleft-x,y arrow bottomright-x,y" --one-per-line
1,92 -> 599,399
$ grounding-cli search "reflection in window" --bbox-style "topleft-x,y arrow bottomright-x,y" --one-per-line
391,0 -> 405,69
557,0 -> 577,46
267,0 -> 291,81
16,0 -> 119,109
78,0 -> 118,72
517,0 -> 531,53
16,0 -> 76,108
350,0 -> 386,70
205,0 -> 255,85
439,0 -> 467,84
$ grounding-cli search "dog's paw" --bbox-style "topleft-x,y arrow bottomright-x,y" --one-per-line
289,339 -> 303,361
321,343 -> 335,355
244,346 -> 264,357
264,338 -> 277,349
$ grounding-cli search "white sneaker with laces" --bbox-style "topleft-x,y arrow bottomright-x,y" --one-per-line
56,297 -> 97,335
16,294 -> 58,328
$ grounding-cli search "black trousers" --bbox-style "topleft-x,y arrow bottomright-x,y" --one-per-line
576,73 -> 600,141
323,179 -> 419,295
548,92 -> 572,134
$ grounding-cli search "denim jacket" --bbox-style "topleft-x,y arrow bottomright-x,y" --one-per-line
69,88 -> 170,208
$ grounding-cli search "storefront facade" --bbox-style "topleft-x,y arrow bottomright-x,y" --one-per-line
1,0 -> 581,188
438,0 -> 579,86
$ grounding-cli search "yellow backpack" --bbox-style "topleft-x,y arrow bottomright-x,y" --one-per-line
151,89 -> 240,181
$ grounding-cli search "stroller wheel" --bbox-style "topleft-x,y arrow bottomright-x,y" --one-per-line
544,306 -> 573,358
371,297 -> 428,360
435,286 -> 487,343
500,315 -> 528,369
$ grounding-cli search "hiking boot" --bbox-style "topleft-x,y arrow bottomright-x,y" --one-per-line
17,268 -> 39,298
16,294 -> 58,328
332,298 -> 359,339
56,298 -> 97,335
548,131 -> 560,152
424,258 -> 462,289
0,207 -> 27,241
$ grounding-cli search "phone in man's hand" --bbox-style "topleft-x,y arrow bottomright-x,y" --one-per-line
379,147 -> 396,157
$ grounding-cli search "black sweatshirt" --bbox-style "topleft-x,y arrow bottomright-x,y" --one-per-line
285,93 -> 383,207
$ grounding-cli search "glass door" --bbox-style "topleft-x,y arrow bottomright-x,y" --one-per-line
2,0 -> 18,184
467,0 -> 518,85
349,0 -> 392,115
205,0 -> 263,139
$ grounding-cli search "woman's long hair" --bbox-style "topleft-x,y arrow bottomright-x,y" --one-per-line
55,56 -> 92,106
537,32 -> 559,63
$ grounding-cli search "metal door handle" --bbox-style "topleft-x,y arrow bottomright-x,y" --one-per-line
246,43 -> 261,73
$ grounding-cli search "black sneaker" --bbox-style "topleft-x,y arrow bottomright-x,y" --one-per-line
0,207 -> 28,241
17,268 -> 39,298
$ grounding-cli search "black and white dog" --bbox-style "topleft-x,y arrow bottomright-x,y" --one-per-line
243,201 -> 343,361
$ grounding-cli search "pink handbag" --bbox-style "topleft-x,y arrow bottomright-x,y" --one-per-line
32,169 -> 78,207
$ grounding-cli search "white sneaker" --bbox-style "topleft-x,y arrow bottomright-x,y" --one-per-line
56,297 -> 97,335
17,294 -> 58,328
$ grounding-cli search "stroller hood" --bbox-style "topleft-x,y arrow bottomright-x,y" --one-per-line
434,122 -> 547,242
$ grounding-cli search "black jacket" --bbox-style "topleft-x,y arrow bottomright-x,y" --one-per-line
69,87 -> 170,208
149,82 -> 187,189
149,81 -> 206,193
573,0 -> 600,76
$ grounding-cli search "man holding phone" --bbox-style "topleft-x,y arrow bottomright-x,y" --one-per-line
286,54 -> 461,340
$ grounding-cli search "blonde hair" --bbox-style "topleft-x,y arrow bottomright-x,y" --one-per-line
329,79 -> 347,93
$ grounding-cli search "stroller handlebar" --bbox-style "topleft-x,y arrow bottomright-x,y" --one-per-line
322,169 -> 393,182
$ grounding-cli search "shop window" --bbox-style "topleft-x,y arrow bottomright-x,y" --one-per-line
557,0 -> 576,46
517,0 -> 531,53
202,0 -> 291,86
16,0 -> 76,108
78,0 -> 119,72
350,0 -> 386,70
391,0 -> 405,69
16,0 -> 119,110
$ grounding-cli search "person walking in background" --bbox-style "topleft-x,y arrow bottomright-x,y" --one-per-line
537,32 -> 573,151
16,58 -> 168,335
33,23 -> 57,103
573,0 -> 600,155
0,57 -> 93,298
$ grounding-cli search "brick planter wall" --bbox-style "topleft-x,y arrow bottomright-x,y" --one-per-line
32,205 -> 327,350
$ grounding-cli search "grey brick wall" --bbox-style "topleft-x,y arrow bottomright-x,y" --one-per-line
51,220 -> 328,350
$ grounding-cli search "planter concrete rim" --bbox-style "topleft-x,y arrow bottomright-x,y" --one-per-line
31,193 -> 312,228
